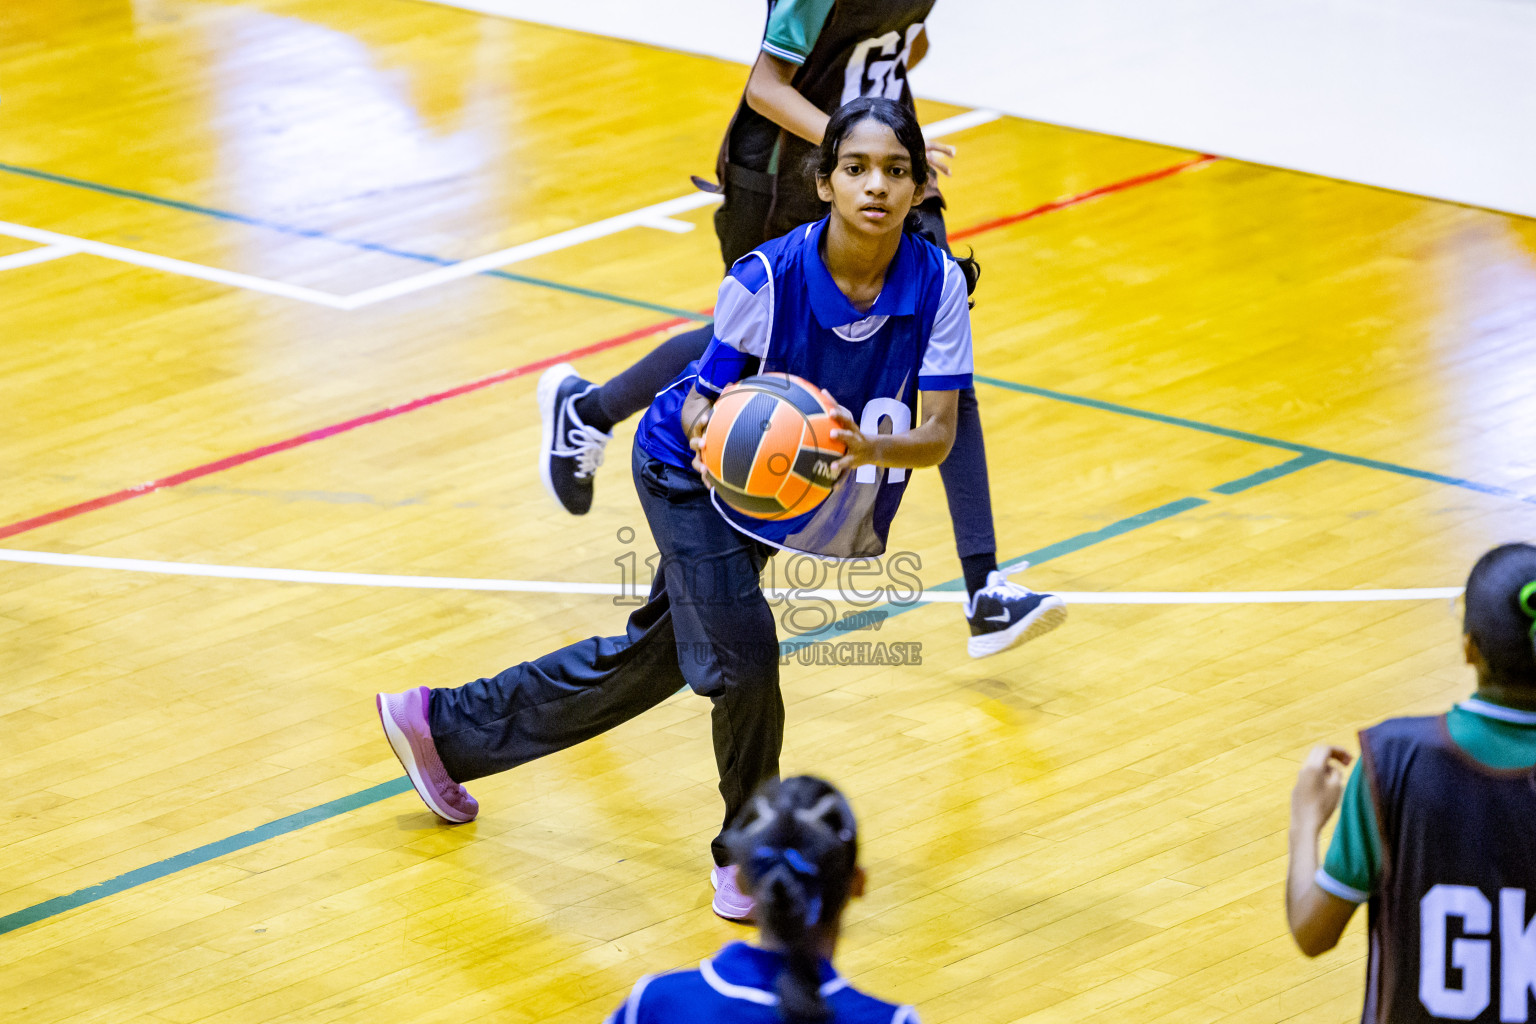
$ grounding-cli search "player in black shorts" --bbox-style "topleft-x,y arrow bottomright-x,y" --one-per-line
1286,542 -> 1536,1022
536,0 -> 1065,659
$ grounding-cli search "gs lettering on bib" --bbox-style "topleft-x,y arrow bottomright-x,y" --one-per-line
761,0 -> 936,237
841,24 -> 925,105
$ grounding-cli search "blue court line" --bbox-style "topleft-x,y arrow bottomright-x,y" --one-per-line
0,160 -> 710,323
975,376 -> 1535,506
0,453 -> 1318,938
0,777 -> 411,937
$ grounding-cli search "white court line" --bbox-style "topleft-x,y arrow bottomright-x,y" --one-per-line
333,191 -> 724,308
0,109 -> 1001,311
0,548 -> 1462,605
637,216 -> 697,233
922,108 -> 1003,139
0,220 -> 353,308
0,243 -> 80,272
334,108 -> 1002,308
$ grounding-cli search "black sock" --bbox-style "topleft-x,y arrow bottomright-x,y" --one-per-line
960,553 -> 998,598
573,388 -> 615,434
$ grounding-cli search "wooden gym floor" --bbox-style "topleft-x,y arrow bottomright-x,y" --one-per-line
3,1 -> 1535,1021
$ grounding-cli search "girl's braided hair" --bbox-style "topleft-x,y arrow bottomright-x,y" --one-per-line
723,776 -> 860,1022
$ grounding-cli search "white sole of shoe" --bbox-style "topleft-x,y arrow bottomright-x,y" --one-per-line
967,596 -> 1068,659
536,362 -> 576,512
710,869 -> 755,923
376,693 -> 474,823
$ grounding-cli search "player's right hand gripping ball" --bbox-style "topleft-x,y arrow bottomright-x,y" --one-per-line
699,373 -> 846,519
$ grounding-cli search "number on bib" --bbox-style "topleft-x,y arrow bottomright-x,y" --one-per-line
855,398 -> 912,484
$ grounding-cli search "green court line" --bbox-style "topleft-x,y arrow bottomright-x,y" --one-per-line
0,778 -> 411,937
0,454 -> 1316,938
7,160 -> 1524,508
0,370 -> 1518,936
975,376 -> 1534,506
1211,452 -> 1328,495
923,495 -> 1216,594
0,160 -> 710,323
999,495 -> 1210,574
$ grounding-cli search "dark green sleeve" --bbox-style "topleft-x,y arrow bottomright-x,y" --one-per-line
762,0 -> 837,65
1318,760 -> 1380,902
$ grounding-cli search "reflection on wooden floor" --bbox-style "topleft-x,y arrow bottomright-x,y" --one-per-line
2,1 -> 1533,1021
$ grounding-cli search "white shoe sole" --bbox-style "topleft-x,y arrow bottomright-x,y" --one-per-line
536,362 -> 576,513
967,596 -> 1067,659
710,869 -> 755,922
376,693 -> 474,823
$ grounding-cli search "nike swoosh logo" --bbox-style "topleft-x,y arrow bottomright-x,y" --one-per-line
985,611 -> 1012,623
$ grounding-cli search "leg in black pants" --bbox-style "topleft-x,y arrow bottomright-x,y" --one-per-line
574,182 -> 772,432
429,444 -> 782,864
912,198 -> 999,592
914,198 -> 1066,653
585,323 -> 716,430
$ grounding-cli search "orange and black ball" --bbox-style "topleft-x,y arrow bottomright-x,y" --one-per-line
699,373 -> 847,520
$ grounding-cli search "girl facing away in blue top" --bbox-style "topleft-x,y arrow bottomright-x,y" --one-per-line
376,98 -> 976,925
607,776 -> 919,1024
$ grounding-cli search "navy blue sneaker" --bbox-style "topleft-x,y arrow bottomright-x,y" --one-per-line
538,363 -> 611,516
963,567 -> 1067,658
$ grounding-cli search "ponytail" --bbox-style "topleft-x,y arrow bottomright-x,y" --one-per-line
903,209 -> 980,299
756,850 -> 827,1021
724,778 -> 860,1024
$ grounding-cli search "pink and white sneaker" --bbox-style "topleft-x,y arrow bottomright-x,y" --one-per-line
711,865 -> 755,923
376,686 -> 479,823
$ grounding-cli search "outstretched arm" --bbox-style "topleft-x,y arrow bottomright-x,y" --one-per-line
1287,744 -> 1360,955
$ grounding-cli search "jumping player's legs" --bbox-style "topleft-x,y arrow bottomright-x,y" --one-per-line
941,385 -> 997,565
911,197 -> 998,578
914,197 -> 1067,657
540,182 -> 773,515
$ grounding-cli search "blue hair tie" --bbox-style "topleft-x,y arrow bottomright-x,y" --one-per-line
750,846 -> 824,927
750,845 -> 820,879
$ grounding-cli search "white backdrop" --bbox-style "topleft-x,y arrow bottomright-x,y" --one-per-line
423,0 -> 1536,219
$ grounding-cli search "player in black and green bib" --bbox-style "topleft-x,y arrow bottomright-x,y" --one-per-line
536,0 -> 1067,660
1286,543 -> 1536,1023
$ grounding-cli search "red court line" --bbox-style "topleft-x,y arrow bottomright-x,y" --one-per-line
0,315 -> 696,541
0,152 -> 1216,541
949,153 -> 1219,241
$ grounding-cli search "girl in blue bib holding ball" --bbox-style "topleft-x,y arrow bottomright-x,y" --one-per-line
378,99 -> 971,923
